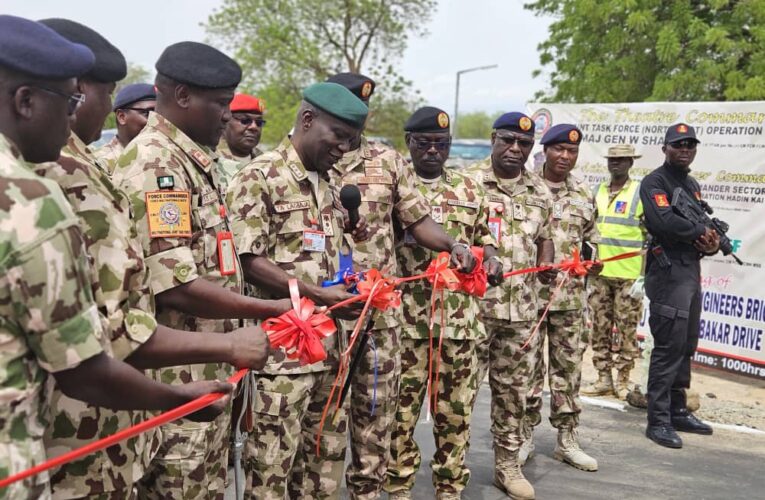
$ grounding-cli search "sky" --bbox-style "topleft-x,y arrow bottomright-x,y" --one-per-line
3,0 -> 553,115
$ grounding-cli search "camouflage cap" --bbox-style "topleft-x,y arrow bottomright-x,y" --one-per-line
603,144 -> 641,158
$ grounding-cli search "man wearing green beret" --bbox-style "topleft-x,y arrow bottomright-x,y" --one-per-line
226,81 -> 367,500
327,75 -> 477,500
385,107 -> 502,500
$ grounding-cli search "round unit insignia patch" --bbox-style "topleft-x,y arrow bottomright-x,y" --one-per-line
361,81 -> 373,98
437,112 -> 449,128
159,202 -> 181,225
519,116 -> 532,131
568,129 -> 580,142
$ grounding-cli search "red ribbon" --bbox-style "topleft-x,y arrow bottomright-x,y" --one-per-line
455,246 -> 488,297
263,280 -> 336,366
355,269 -> 401,311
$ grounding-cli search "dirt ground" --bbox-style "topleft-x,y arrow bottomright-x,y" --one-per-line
579,344 -> 765,430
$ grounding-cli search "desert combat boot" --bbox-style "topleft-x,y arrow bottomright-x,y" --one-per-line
553,428 -> 598,471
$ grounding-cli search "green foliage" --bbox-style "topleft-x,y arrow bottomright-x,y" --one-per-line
455,111 -> 498,139
205,0 -> 436,144
525,0 -> 765,102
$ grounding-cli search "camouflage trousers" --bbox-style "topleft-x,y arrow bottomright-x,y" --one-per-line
243,370 -> 348,500
136,406 -> 230,500
385,338 -> 481,495
484,319 -> 541,453
525,309 -> 584,433
587,275 -> 642,373
346,327 -> 401,500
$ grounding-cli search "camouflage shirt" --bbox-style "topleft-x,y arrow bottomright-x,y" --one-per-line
328,137 -> 430,330
114,111 -> 243,384
537,168 -> 600,311
216,139 -> 262,191
0,133 -> 104,500
32,132 -> 159,498
227,138 -> 345,374
395,169 -> 494,340
93,135 -> 123,177
469,160 -> 553,322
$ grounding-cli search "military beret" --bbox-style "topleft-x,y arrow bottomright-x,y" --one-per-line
302,82 -> 368,128
155,42 -> 241,89
404,106 -> 450,133
39,18 -> 126,83
540,123 -> 582,145
230,93 -> 264,113
0,15 -> 94,79
113,83 -> 156,111
493,112 -> 535,135
326,72 -> 375,102
665,123 -> 700,144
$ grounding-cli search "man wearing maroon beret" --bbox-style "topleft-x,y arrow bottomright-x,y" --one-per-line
218,93 -> 266,185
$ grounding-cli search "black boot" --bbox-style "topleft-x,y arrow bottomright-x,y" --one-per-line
671,409 -> 713,435
646,424 -> 683,448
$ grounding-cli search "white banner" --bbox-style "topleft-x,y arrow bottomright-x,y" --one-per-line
527,102 -> 765,380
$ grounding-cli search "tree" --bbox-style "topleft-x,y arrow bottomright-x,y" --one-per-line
205,0 -> 435,147
525,0 -> 765,102
104,63 -> 153,130
455,111 -> 497,139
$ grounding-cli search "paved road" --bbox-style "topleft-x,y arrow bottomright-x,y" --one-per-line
228,383 -> 765,499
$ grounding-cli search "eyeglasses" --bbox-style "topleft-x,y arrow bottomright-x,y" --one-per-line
495,134 -> 534,149
11,85 -> 86,115
668,140 -> 698,150
235,116 -> 266,127
413,139 -> 451,151
123,107 -> 154,118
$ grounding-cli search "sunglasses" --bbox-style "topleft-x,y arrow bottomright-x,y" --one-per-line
123,107 -> 155,118
12,85 -> 86,115
668,140 -> 698,150
495,134 -> 534,148
235,116 -> 266,127
413,139 -> 451,151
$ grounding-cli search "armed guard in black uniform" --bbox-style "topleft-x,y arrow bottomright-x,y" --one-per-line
639,123 -> 719,449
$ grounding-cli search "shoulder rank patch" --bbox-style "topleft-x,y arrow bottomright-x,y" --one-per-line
654,193 -> 670,207
157,176 -> 174,189
146,191 -> 192,238
189,149 -> 211,168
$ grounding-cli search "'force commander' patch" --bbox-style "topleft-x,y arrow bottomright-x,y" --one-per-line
146,191 -> 192,238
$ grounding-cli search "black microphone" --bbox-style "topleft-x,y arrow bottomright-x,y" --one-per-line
340,185 -> 362,230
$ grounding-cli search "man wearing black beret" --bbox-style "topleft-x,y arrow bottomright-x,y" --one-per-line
523,123 -> 602,474
466,112 -> 556,499
95,82 -> 156,174
384,107 -> 501,500
0,15 -> 237,499
327,74 -> 476,500
113,41 -> 292,499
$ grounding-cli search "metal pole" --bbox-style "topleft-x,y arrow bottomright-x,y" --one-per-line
452,64 -> 499,140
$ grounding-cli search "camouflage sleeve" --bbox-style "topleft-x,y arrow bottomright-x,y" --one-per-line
7,225 -> 104,373
227,164 -> 270,257
117,149 -> 200,295
391,151 -> 430,229
473,184 -> 495,248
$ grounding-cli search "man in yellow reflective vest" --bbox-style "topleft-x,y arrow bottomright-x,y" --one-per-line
583,144 -> 646,400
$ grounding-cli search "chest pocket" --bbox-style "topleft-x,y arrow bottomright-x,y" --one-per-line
194,193 -> 225,270
445,206 -> 477,242
359,182 -> 393,221
566,204 -> 592,240
273,204 -> 311,264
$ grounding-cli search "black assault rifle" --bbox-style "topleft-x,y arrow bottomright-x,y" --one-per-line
670,187 -> 743,265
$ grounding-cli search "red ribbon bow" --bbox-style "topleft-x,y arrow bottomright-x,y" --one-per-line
263,280 -> 336,365
356,269 -> 401,311
425,252 -> 462,292
455,246 -> 488,297
557,248 -> 591,277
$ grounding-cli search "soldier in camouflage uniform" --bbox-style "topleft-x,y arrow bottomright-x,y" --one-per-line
227,83 -> 369,500
465,113 -> 555,500
384,107 -> 501,500
94,83 -> 156,175
33,21 -> 274,499
0,15 -> 233,500
113,43 -> 286,500
523,124 -> 602,473
327,74 -> 476,500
